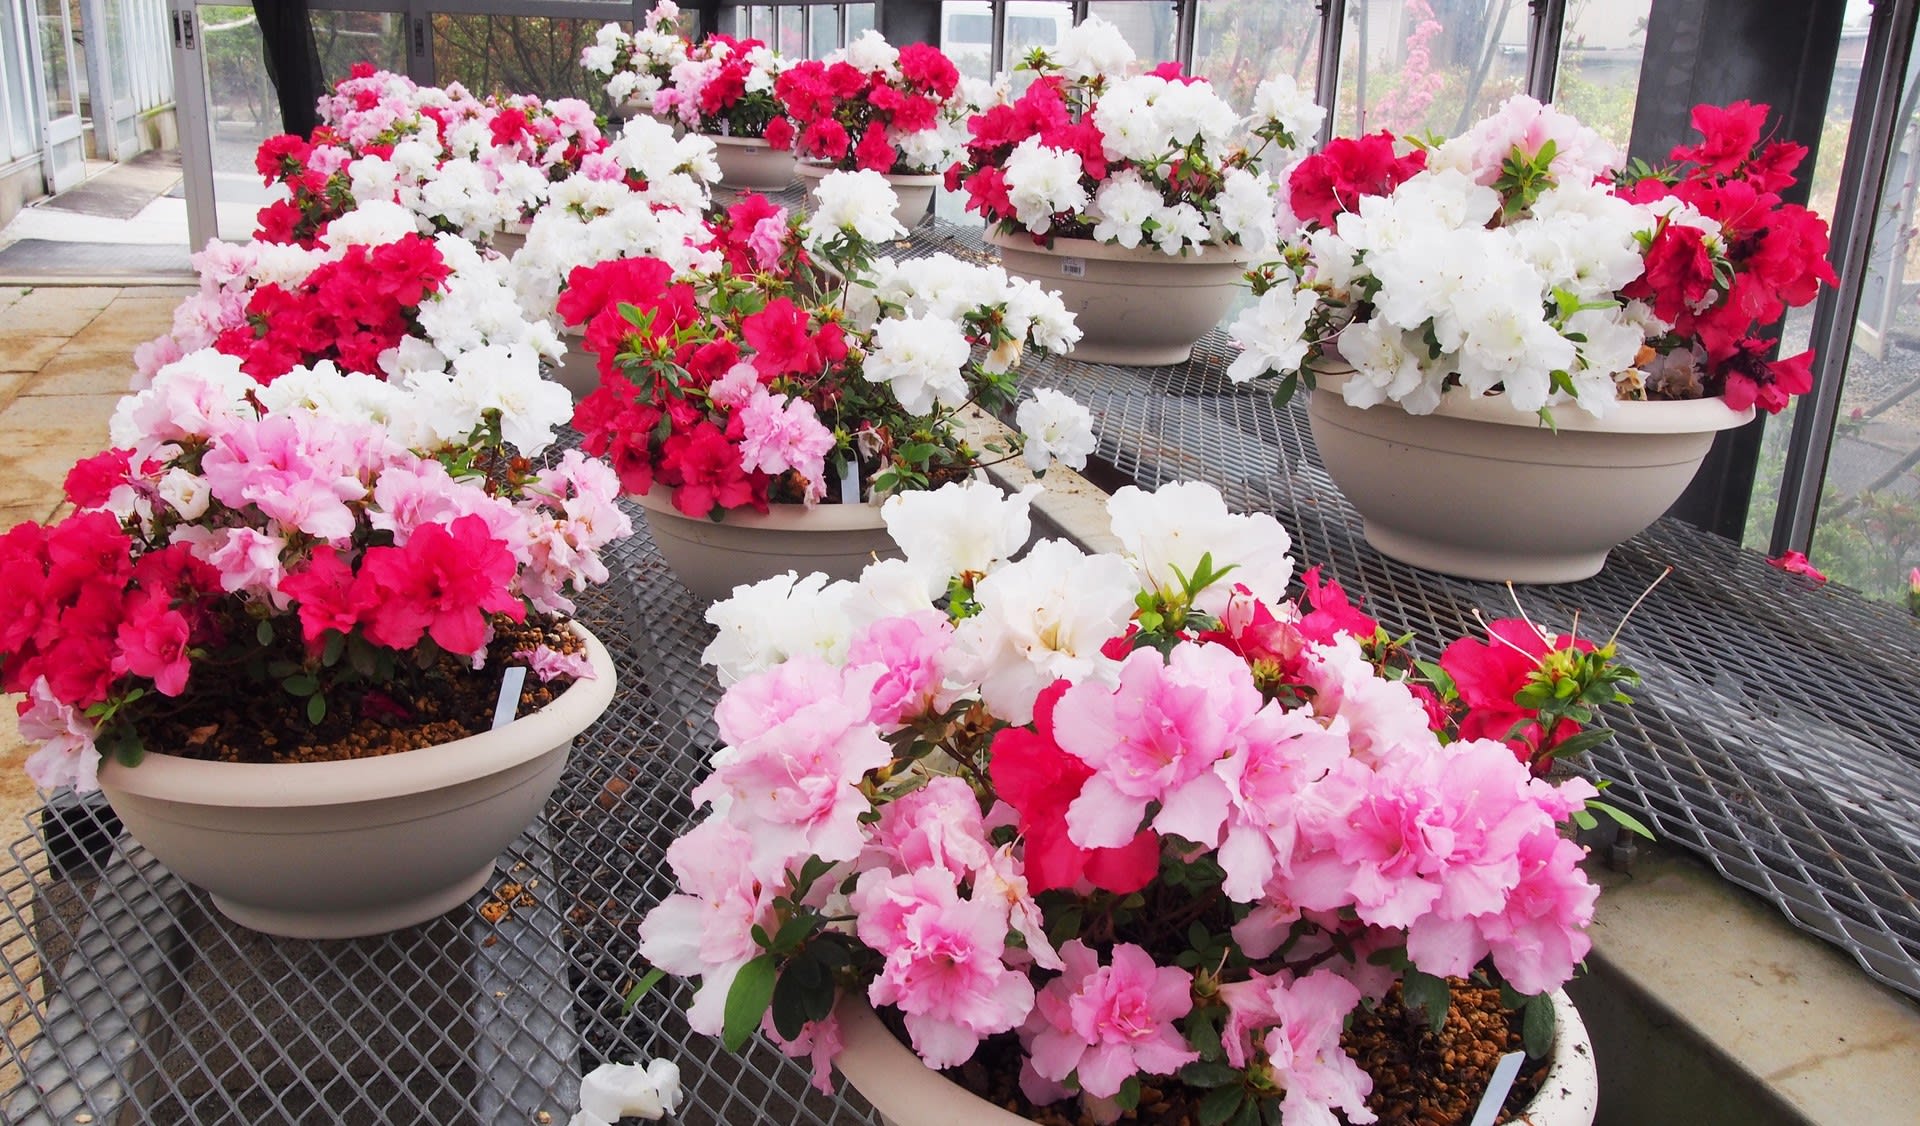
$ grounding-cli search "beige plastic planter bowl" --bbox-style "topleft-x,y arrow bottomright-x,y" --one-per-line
547,323 -> 602,403
489,219 -> 531,258
704,133 -> 797,191
1307,371 -> 1754,584
986,229 -> 1250,366
834,989 -> 1596,1126
794,162 -> 941,231
96,626 -> 616,939
636,486 -> 899,602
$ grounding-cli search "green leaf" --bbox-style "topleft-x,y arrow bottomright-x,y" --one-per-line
1180,1060 -> 1243,1089
771,952 -> 832,1040
1587,798 -> 1655,840
1401,968 -> 1451,1033
1198,1083 -> 1245,1126
771,911 -> 819,955
622,967 -> 665,1014
256,620 -> 274,647
1112,1076 -> 1141,1112
1522,993 -> 1556,1058
320,631 -> 346,668
1228,1097 -> 1263,1126
282,674 -> 319,698
306,693 -> 327,725
721,954 -> 778,1053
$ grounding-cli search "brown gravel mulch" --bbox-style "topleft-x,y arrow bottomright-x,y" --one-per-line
942,981 -> 1548,1126
142,615 -> 584,765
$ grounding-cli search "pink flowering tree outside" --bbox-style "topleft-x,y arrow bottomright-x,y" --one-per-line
641,478 -> 1644,1122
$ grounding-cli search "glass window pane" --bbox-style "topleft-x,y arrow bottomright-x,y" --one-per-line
1,0 -> 36,158
1747,2 -> 1920,604
309,10 -> 407,88
1335,0 -> 1529,139
846,3 -> 875,41
749,5 -> 773,41
1193,0 -> 1321,114
808,5 -> 838,58
1004,1 -> 1072,75
430,14 -> 611,107
1086,1 -> 1177,69
37,0 -> 75,116
1553,0 -> 1649,148
776,5 -> 804,56
198,3 -> 283,240
941,1 -> 993,82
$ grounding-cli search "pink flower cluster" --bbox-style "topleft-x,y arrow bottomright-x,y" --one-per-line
644,479 -> 1614,1121
2,354 -> 630,793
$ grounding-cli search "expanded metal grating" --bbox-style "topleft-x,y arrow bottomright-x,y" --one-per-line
3,215 -> 1920,1124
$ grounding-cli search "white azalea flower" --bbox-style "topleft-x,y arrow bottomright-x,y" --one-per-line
1016,388 -> 1096,473
1106,481 -> 1295,615
863,314 -> 972,415
882,479 -> 1040,588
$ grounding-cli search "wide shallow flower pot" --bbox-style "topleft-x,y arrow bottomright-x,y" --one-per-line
985,228 -> 1250,366
834,990 -> 1597,1126
795,162 -> 940,231
489,219 -> 531,258
1306,370 -> 1754,584
635,485 -> 899,602
547,324 -> 601,404
96,626 -> 616,939
703,133 -> 796,191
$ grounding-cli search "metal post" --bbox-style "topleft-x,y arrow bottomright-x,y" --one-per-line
79,0 -> 119,160
1773,0 -> 1920,554
167,0 -> 216,248
1527,0 -> 1565,103
1314,0 -> 1347,146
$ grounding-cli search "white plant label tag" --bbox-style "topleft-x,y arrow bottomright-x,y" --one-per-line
841,456 -> 862,506
492,666 -> 528,731
1059,257 -> 1087,278
1467,1051 -> 1526,1126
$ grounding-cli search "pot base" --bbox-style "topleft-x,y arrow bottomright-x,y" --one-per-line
637,487 -> 898,602
1361,522 -> 1610,585
209,861 -> 495,939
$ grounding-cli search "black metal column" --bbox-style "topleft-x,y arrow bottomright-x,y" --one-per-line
878,0 -> 941,47
253,0 -> 323,139
1629,0 -> 1848,540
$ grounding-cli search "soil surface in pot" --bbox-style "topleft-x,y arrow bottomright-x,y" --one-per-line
941,979 -> 1547,1125
143,615 -> 586,765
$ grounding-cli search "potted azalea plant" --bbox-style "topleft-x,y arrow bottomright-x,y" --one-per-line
1,348 -> 631,939
581,1 -> 691,120
1229,96 -> 1836,583
562,171 -> 1091,600
772,31 -> 974,229
640,476 -> 1643,1125
949,15 -> 1324,364
653,31 -> 794,190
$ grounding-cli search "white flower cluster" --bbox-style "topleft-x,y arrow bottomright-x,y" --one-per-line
581,3 -> 689,109
805,169 -> 909,251
997,19 -> 1322,255
1234,160 -> 1660,417
510,120 -> 722,317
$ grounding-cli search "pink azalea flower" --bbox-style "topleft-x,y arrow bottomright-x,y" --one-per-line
17,677 -> 101,794
762,1012 -> 844,1096
201,414 -> 371,542
1262,971 -> 1376,1125
852,867 -> 1035,1069
1056,641 -> 1266,851
748,211 -> 790,270
637,817 -> 783,1037
513,644 -> 596,682
1767,549 -> 1828,583
708,361 -> 764,409
736,388 -> 836,503
847,610 -> 954,728
862,775 -> 991,880
698,656 -> 893,867
204,527 -> 287,602
1025,940 -> 1198,1099
1471,826 -> 1598,996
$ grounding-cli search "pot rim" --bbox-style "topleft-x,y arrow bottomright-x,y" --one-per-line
701,132 -> 777,149
834,988 -> 1595,1124
636,483 -> 890,531
984,225 -> 1255,265
793,162 -> 945,185
97,623 -> 616,809
1311,368 -> 1755,436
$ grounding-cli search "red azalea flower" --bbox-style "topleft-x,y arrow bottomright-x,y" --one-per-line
1287,133 -> 1427,229
1040,120 -> 1108,180
1295,565 -> 1378,644
741,297 -> 826,376
112,593 -> 193,697
1671,100 -> 1769,176
1626,223 -> 1718,325
281,546 -> 368,650
353,515 -> 524,655
961,165 -> 1014,221
1768,550 -> 1829,583
800,118 -> 851,162
763,114 -> 795,151
854,124 -> 896,173
63,449 -> 133,509
898,43 -> 959,99
1439,618 -> 1593,771
1721,340 -> 1813,414
660,422 -> 761,517
987,681 -> 1161,894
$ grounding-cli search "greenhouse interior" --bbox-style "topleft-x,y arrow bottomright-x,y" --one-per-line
0,0 -> 1918,1123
